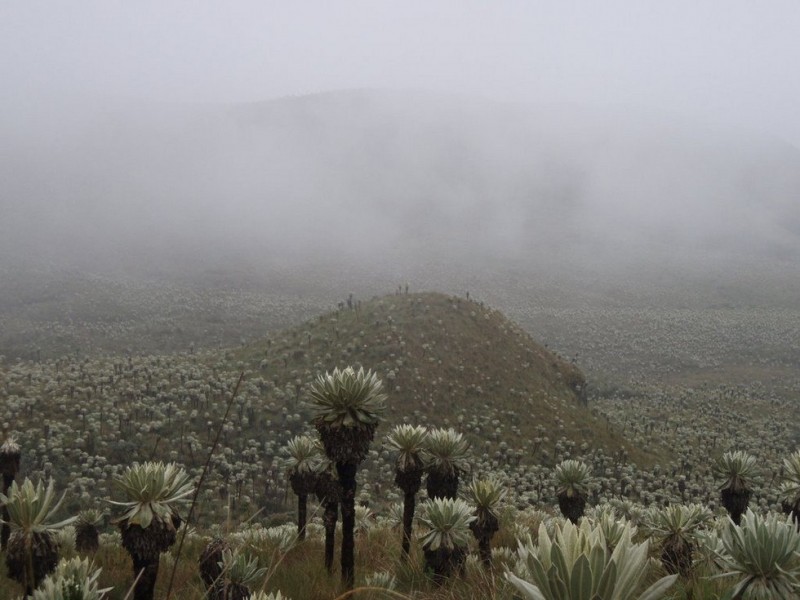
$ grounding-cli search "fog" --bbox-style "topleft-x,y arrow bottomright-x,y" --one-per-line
2,2 -> 800,293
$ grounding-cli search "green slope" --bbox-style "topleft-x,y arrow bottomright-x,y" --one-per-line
236,291 -> 645,462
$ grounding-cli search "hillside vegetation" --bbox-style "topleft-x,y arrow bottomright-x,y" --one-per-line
236,291 -> 642,458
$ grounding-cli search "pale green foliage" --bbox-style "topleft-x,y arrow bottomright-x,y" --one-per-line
0,435 -> 20,456
55,525 -> 76,552
386,424 -> 428,472
0,478 -> 76,533
283,435 -> 322,474
710,510 -> 800,599
553,460 -> 593,497
76,509 -> 106,528
250,591 -> 291,600
309,366 -> 386,426
779,450 -> 800,507
364,570 -> 398,590
109,462 -> 194,528
644,503 -> 712,543
419,498 -> 476,551
508,518 -> 678,600
30,557 -> 111,600
714,450 -> 758,492
464,476 -> 506,525
233,523 -> 297,554
424,428 -> 471,476
219,549 -> 267,586
355,505 -> 374,533
593,507 -> 637,550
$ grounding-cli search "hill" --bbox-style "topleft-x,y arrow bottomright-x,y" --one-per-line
0,291 -> 651,524
236,291 -> 647,462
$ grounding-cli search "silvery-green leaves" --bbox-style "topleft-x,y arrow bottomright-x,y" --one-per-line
309,366 -> 386,427
110,462 -> 194,529
250,592 -> 291,600
283,435 -> 322,475
0,478 -> 76,533
76,508 -> 106,528
644,503 -> 712,543
507,519 -> 677,600
464,476 -> 506,522
219,549 -> 267,587
0,435 -> 21,457
424,428 -> 471,477
708,510 -> 800,599
30,557 -> 111,600
554,460 -> 593,498
386,424 -> 428,472
419,498 -> 476,551
714,451 -> 757,493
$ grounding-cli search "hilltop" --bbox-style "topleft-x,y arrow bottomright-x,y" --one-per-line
236,291 -> 647,462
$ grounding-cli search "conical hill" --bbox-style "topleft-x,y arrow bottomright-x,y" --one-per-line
237,291 -> 644,463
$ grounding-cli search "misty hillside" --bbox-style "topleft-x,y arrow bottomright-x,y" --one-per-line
0,291 -> 649,522
3,89 -> 800,275
234,291 -> 630,457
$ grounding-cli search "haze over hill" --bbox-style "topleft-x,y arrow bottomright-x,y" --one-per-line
3,90 -> 799,285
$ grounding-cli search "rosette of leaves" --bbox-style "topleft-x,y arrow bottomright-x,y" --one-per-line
283,435 -> 322,540
507,519 -> 678,600
593,506 -> 637,551
0,478 -> 76,595
310,366 -> 386,466
29,557 -> 111,600
714,451 -> 757,525
250,592 -> 291,600
309,366 -> 386,589
710,510 -> 800,599
0,435 -> 21,549
779,450 -> 800,529
418,497 -> 476,582
386,424 -> 428,557
464,476 -> 506,566
210,549 -> 267,600
553,459 -> 593,523
644,503 -> 712,577
75,509 -> 105,555
424,428 -> 471,500
110,462 -> 194,600
364,570 -> 398,593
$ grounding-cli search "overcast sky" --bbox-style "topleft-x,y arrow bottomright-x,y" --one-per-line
2,1 -> 800,146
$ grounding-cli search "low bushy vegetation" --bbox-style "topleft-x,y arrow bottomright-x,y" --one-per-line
1,289 -> 798,598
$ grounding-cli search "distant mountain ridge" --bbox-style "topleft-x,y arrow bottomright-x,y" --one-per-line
2,88 -> 799,274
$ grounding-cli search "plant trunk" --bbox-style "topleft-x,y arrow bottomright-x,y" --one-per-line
557,492 -> 586,524
478,536 -> 492,567
323,501 -> 338,573
401,490 -> 416,558
337,462 -> 358,590
470,516 -> 498,568
75,524 -> 100,554
424,547 -> 466,583
297,493 -> 308,541
1,473 -> 12,550
426,470 -> 459,500
661,537 -> 693,577
720,488 -> 751,525
132,555 -> 160,600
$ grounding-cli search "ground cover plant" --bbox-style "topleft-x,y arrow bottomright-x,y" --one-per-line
0,289 -> 798,598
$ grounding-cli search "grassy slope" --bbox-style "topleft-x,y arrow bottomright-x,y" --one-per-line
235,291 -> 651,463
